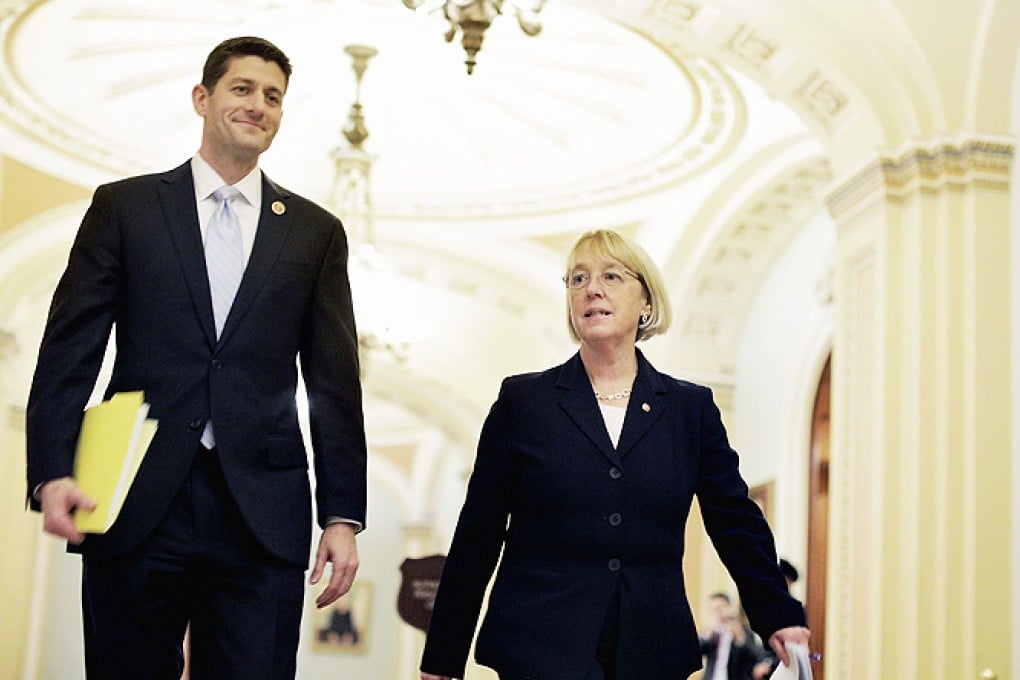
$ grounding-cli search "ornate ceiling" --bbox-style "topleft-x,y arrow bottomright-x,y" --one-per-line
0,0 -> 838,446
4,0 -> 712,216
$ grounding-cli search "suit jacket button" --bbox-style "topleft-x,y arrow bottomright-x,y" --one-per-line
609,467 -> 622,479
188,419 -> 203,430
608,558 -> 621,572
211,359 -> 223,370
608,512 -> 622,526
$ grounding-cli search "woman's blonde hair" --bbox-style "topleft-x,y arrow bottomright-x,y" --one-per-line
564,229 -> 672,343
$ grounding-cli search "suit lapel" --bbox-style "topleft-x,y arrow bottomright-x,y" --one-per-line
158,163 -> 217,348
615,350 -> 667,459
217,176 -> 293,346
556,350 -> 668,464
556,354 -> 621,466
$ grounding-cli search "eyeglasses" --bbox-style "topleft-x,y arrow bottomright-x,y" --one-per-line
563,268 -> 640,289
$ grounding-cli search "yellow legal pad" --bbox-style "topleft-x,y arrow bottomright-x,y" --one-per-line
73,391 -> 158,533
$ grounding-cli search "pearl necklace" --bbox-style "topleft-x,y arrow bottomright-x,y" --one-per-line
594,388 -> 631,401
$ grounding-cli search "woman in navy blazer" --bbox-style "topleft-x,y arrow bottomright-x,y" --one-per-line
420,230 -> 809,680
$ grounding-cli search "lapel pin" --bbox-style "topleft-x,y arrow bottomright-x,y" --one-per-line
642,403 -> 651,412
271,200 -> 286,215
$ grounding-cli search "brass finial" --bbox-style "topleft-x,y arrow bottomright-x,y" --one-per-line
341,45 -> 378,148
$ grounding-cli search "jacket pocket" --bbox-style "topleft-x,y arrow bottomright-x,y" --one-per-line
265,434 -> 308,469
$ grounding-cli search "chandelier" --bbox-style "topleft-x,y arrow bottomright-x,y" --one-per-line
330,45 -> 377,272
331,45 -> 410,370
402,0 -> 546,74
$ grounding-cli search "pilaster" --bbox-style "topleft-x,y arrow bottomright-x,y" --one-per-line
0,326 -> 36,680
825,135 -> 1013,680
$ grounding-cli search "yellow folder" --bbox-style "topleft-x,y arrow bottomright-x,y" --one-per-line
72,391 -> 158,533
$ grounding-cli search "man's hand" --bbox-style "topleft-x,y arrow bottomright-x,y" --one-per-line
39,477 -> 95,545
420,674 -> 451,680
729,618 -> 746,644
767,625 -> 811,667
309,522 -> 359,609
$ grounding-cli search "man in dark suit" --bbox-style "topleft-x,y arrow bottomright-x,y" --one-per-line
700,593 -> 772,679
25,36 -> 367,679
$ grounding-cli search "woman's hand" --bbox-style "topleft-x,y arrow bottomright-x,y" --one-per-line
767,625 -> 811,667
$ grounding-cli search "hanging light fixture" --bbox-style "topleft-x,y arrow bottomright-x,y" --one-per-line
331,45 -> 410,370
402,0 -> 546,74
331,45 -> 378,263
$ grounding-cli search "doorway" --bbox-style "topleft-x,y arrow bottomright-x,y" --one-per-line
806,354 -> 830,679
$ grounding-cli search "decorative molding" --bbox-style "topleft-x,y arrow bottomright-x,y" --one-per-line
0,0 -> 746,221
677,156 -> 833,353
0,1 -> 149,175
879,138 -> 1014,191
724,24 -> 796,77
379,50 -> 741,218
644,0 -> 717,37
830,249 -> 877,678
601,0 -> 861,145
794,72 -> 853,134
826,136 -> 1016,219
648,0 -> 699,23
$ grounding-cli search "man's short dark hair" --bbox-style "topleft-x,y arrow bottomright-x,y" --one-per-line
202,36 -> 292,92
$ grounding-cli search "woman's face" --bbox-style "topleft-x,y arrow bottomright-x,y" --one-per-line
567,245 -> 650,347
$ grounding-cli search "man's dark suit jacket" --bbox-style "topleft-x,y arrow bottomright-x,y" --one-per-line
420,350 -> 804,679
26,161 -> 367,567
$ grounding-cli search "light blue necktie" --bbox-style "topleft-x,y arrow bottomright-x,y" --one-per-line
205,185 -> 244,338
202,185 -> 244,448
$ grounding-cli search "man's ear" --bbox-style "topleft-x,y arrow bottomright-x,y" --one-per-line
192,84 -> 209,116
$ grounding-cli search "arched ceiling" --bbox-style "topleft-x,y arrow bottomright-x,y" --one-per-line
3,0 -> 761,219
0,0 -> 857,445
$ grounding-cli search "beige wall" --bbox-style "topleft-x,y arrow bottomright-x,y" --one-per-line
0,405 -> 36,680
0,157 -> 90,236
